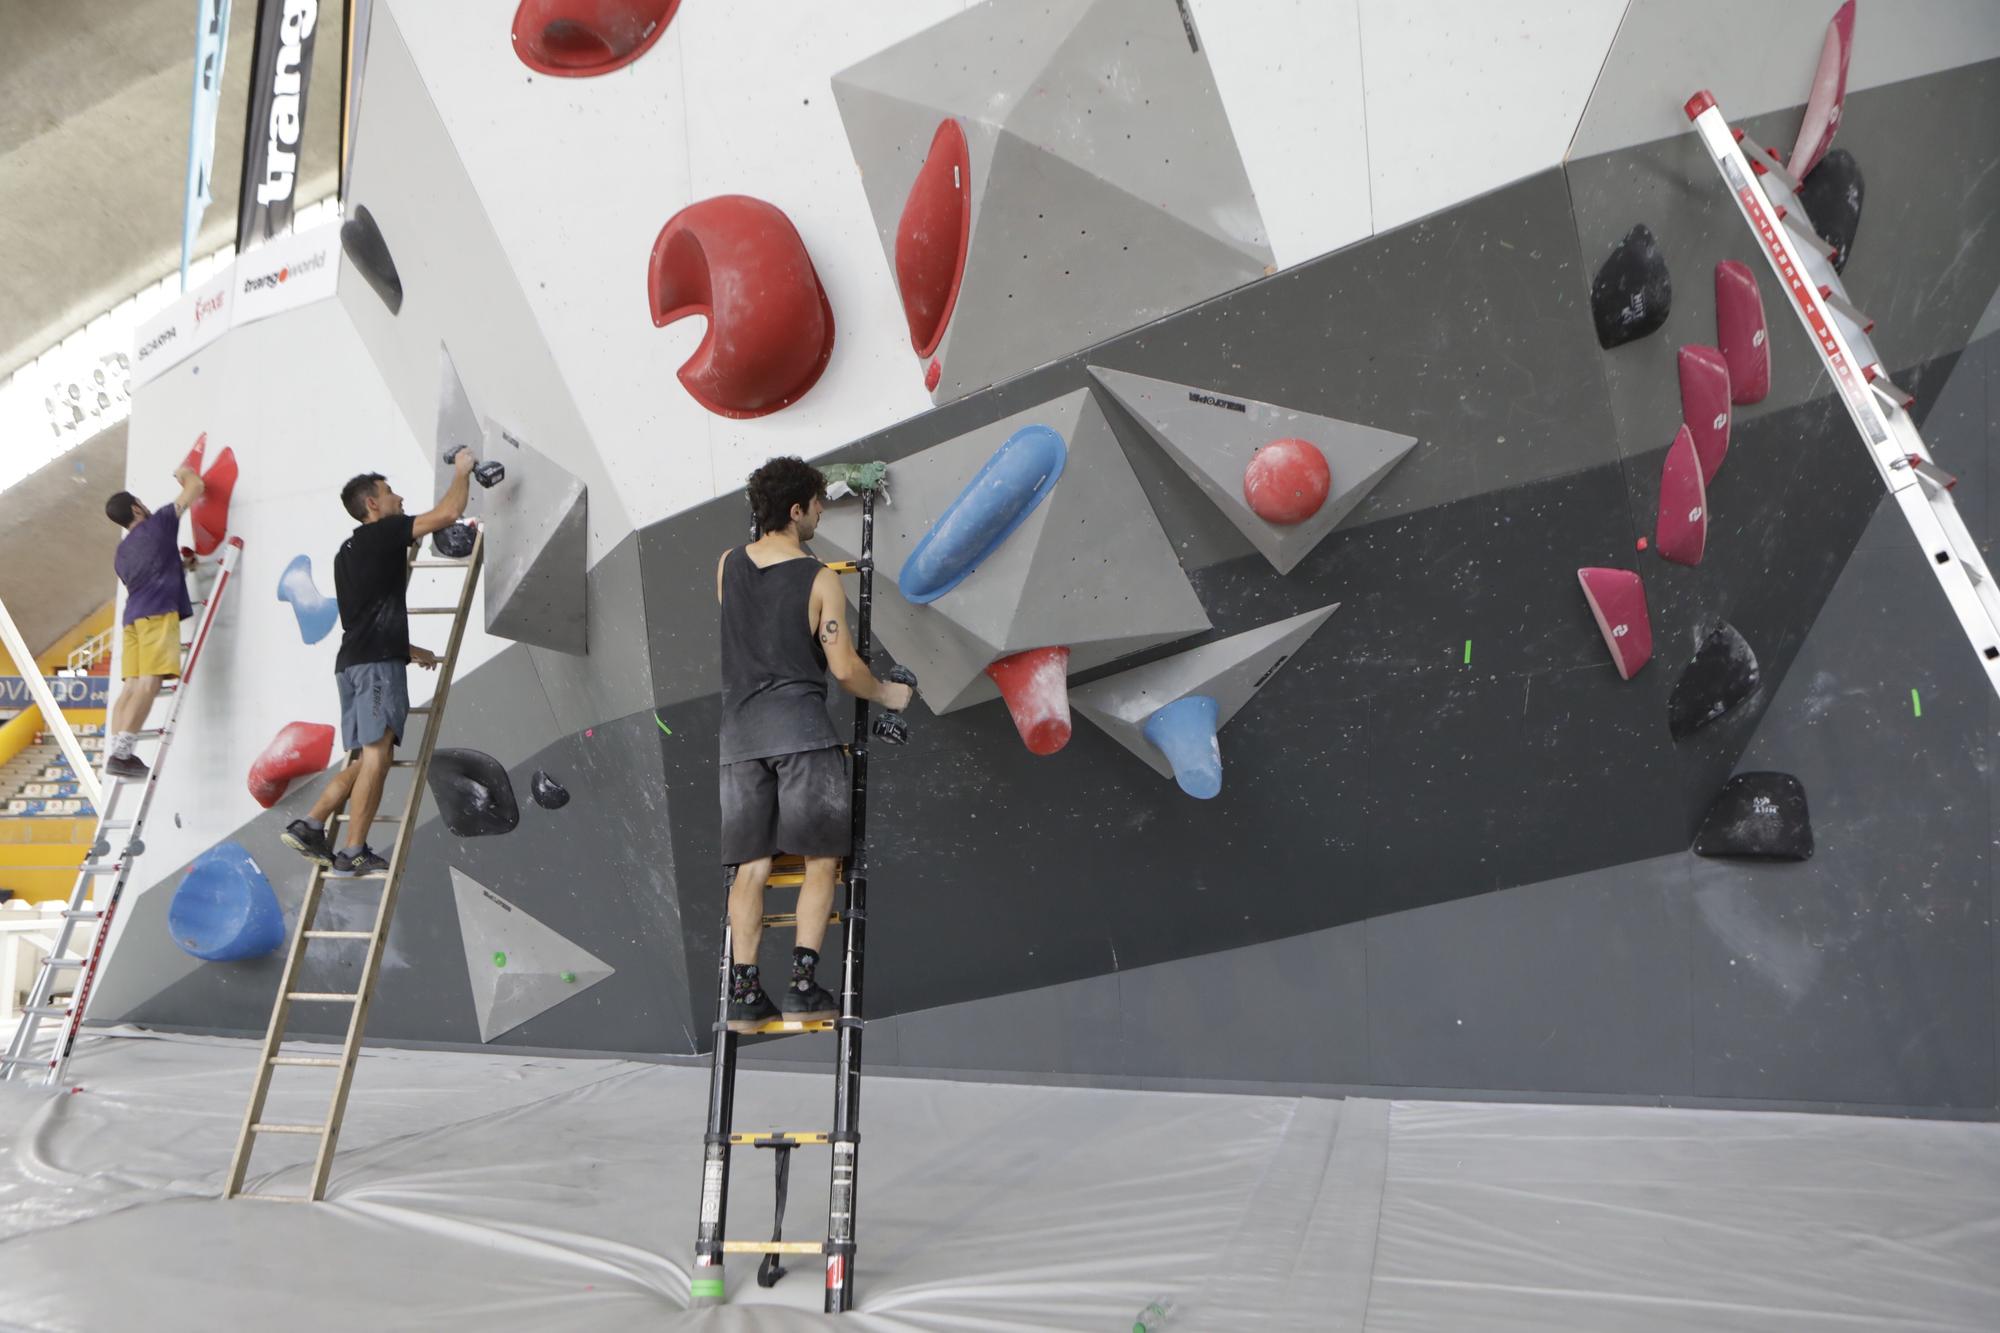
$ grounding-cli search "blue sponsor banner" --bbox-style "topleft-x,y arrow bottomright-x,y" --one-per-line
0,677 -> 111,710
182,0 -> 234,286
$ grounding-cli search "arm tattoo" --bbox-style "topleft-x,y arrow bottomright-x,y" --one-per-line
820,618 -> 841,645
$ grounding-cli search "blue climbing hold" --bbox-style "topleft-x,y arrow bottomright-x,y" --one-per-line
277,554 -> 338,644
167,841 -> 286,961
1142,694 -> 1223,800
899,425 -> 1066,604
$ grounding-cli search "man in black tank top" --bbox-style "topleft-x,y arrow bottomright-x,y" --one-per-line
716,458 -> 914,1031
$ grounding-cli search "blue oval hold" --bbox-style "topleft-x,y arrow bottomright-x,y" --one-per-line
899,425 -> 1066,604
168,841 -> 286,961
1142,694 -> 1223,800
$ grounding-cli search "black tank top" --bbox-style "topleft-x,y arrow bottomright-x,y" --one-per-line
718,547 -> 842,763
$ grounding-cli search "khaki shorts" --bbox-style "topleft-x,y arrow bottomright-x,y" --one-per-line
121,613 -> 181,679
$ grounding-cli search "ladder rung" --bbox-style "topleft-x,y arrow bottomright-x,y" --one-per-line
251,1122 -> 327,1135
738,1018 -> 836,1036
325,870 -> 391,881
406,706 -> 433,715
44,957 -> 85,968
21,1005 -> 68,1018
236,1191 -> 315,1202
332,811 -> 401,823
0,1055 -> 52,1069
285,992 -> 361,1002
412,559 -> 469,568
409,607 -> 457,614
759,913 -> 841,928
134,728 -> 166,738
303,930 -> 372,940
269,1056 -> 343,1068
66,910 -> 100,921
98,820 -> 134,830
390,760 -> 418,769
722,1240 -> 826,1256
824,560 -> 866,575
75,864 -> 120,874
728,1131 -> 830,1147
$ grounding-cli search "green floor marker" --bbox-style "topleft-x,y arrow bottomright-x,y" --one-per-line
492,951 -> 507,968
654,712 -> 673,736
1911,688 -> 1922,717
1463,639 -> 1473,665
560,970 -> 577,984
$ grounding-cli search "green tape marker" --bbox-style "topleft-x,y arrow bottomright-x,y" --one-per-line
1911,688 -> 1922,718
492,951 -> 507,968
655,712 -> 673,736
690,1277 -> 725,1300
1463,639 -> 1473,665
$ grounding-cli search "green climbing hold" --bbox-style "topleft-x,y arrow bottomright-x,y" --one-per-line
655,713 -> 673,736
492,951 -> 507,968
561,970 -> 577,983
820,460 -> 889,496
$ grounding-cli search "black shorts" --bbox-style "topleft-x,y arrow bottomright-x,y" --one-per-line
720,747 -> 852,864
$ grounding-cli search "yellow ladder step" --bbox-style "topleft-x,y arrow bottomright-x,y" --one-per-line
759,912 -> 841,928
739,1018 -> 835,1036
729,1131 -> 829,1147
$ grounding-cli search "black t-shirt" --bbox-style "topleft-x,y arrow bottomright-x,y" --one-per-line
333,514 -> 416,672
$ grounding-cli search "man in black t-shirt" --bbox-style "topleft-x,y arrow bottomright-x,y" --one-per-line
281,451 -> 475,874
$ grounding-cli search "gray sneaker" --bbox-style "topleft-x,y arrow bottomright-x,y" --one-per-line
330,846 -> 390,876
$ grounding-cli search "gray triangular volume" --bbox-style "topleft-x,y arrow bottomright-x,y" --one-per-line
435,343 -> 483,497
450,868 -> 613,1043
1088,365 -> 1417,574
480,418 -> 587,656
1071,604 -> 1339,779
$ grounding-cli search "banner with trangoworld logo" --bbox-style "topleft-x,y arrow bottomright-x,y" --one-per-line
236,0 -> 322,253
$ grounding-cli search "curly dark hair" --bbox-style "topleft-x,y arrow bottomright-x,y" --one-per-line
746,457 -> 825,536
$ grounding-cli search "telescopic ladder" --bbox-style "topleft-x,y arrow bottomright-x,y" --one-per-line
224,527 -> 484,1201
1686,90 -> 2000,701
2,536 -> 245,1087
693,490 -> 896,1314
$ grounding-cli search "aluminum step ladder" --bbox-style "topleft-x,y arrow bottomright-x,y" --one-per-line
692,491 -> 900,1313
2,537 -> 245,1087
223,528 -> 484,1201
1686,90 -> 2000,701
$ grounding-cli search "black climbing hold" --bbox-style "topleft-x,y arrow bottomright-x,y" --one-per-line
1591,223 -> 1673,349
871,712 -> 910,746
530,769 -> 570,810
339,205 -> 403,315
1693,771 -> 1813,860
1667,622 -> 1761,739
426,749 -> 521,837
473,460 -> 506,489
1798,148 -> 1863,274
431,521 -> 477,559
881,664 -> 919,688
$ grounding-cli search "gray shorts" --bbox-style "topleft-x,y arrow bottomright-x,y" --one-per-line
720,747 -> 851,864
337,661 -> 408,752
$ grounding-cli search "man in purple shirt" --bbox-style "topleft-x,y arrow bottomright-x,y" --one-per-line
101,466 -> 204,780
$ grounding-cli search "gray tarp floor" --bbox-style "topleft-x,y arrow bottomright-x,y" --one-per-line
2,1033 -> 1998,1331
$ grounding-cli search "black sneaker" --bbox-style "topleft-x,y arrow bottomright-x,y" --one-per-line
778,981 -> 838,1024
726,986 -> 781,1033
330,846 -> 390,876
105,753 -> 149,780
280,820 -> 335,866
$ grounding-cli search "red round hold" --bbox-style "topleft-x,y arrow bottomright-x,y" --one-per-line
1242,438 -> 1331,525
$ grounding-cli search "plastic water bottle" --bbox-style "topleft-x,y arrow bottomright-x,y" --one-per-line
1133,1298 -> 1175,1332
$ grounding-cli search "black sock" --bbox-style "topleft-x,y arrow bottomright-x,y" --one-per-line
731,962 -> 761,1000
791,947 -> 819,992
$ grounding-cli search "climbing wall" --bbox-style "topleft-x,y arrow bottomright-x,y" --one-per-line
98,0 -> 2000,1117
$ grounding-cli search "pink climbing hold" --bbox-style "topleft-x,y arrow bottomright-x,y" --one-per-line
647,195 -> 835,419
1242,438 -> 1331,525
1676,345 -> 1732,485
1713,261 -> 1770,406
1655,425 -> 1709,567
247,722 -> 335,809
1576,568 -> 1653,680
984,646 -> 1072,756
1787,0 -> 1855,181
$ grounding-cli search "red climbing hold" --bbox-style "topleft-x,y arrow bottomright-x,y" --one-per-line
984,646 -> 1072,756
1676,345 -> 1731,485
897,119 -> 973,360
189,444 -> 237,556
925,359 -> 942,392
1243,438 -> 1331,525
511,0 -> 681,78
1577,568 -> 1653,680
247,722 -> 335,809
1655,425 -> 1709,567
1713,261 -> 1770,405
648,195 -> 835,419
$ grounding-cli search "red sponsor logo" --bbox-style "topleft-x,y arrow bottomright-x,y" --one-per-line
193,291 -> 227,325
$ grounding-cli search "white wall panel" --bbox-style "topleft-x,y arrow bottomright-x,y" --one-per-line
1359,0 -> 1628,232
1191,0 -> 1373,268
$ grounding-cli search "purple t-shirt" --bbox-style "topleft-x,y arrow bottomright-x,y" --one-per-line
115,503 -> 193,625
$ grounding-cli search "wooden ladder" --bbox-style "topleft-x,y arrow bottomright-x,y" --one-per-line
223,528 -> 484,1201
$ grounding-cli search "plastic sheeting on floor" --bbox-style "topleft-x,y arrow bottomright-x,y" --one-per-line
2,1033 -> 1996,1331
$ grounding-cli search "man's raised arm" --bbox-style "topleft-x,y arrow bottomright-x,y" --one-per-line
413,449 -> 476,538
